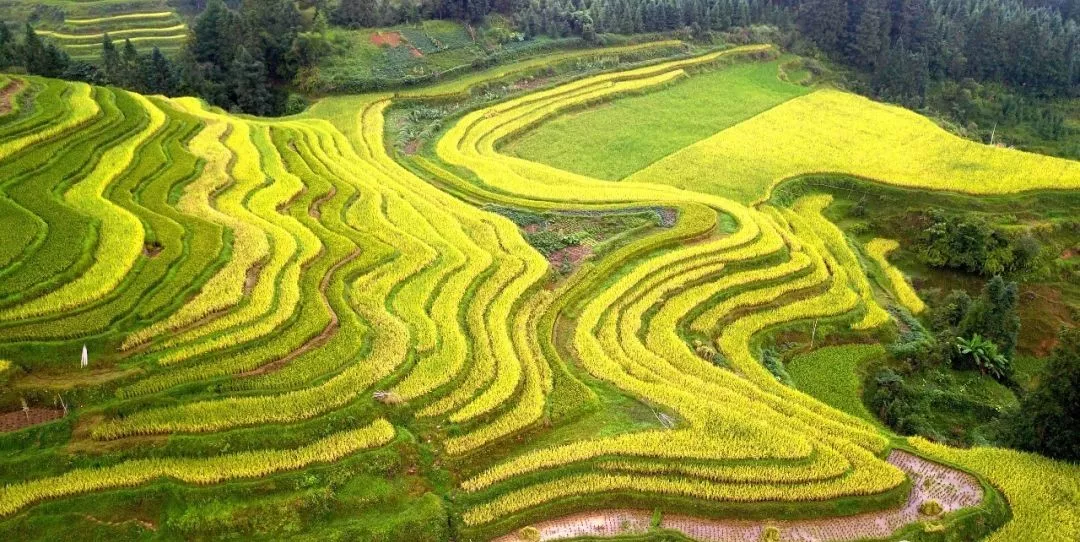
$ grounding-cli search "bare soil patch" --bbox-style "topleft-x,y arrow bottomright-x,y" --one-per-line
310,186 -> 338,219
0,408 -> 64,432
494,450 -> 983,542
143,242 -> 163,258
371,31 -> 403,47
244,259 -> 266,296
0,79 -> 25,115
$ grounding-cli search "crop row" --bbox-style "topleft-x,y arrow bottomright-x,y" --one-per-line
865,238 -> 926,314
0,90 -> 162,321
431,55 -> 914,525
0,419 -> 394,518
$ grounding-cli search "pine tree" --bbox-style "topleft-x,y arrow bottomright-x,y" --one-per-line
121,38 -> 138,87
191,0 -> 242,69
0,22 -> 13,68
101,33 -> 120,84
230,46 -> 271,115
143,47 -> 176,94
851,0 -> 889,68
798,0 -> 848,52
332,0 -> 378,27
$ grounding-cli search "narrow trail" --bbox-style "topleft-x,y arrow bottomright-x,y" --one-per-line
493,451 -> 982,542
0,79 -> 25,115
238,248 -> 362,377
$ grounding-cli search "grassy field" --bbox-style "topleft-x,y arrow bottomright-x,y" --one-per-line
787,344 -> 889,432
0,44 -> 1075,541
627,89 -> 1080,203
502,56 -> 810,180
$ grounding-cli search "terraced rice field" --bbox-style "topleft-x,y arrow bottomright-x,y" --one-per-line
18,2 -> 187,60
0,44 -> 1077,541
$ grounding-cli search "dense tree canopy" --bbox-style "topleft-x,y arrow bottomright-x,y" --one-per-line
1012,327 -> 1080,460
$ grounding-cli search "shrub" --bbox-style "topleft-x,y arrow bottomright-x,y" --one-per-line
761,526 -> 781,542
517,526 -> 540,541
919,499 -> 944,516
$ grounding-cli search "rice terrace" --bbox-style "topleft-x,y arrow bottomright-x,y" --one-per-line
0,1 -> 1078,541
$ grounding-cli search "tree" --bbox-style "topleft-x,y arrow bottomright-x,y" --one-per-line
0,22 -> 15,68
101,34 -> 120,84
850,0 -> 889,68
121,38 -> 138,86
1012,327 -> 1080,461
191,0 -> 242,69
142,47 -> 177,94
230,46 -> 271,115
21,24 -> 67,77
239,0 -> 303,80
798,0 -> 848,52
332,0 -> 378,27
957,275 -> 1021,359
954,334 -> 1010,379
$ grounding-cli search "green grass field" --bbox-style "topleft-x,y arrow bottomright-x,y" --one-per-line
502,57 -> 810,180
0,43 -> 1076,542
787,344 -> 889,432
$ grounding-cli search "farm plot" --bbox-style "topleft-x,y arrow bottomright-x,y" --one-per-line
503,56 -> 809,180
0,44 -> 1073,542
626,89 -> 1080,203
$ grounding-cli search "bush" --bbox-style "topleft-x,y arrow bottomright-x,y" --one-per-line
760,525 -> 781,542
517,526 -> 540,542
919,499 -> 944,516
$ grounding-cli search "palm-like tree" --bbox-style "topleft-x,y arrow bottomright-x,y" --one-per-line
955,334 -> 1009,379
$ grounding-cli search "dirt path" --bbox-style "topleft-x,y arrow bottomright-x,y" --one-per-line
493,450 -> 982,542
0,78 -> 26,115
0,408 -> 64,432
239,247 -> 362,377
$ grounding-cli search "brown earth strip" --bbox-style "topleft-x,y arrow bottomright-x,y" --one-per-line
0,78 -> 26,115
309,185 -> 337,219
0,408 -> 64,432
238,247 -> 362,377
494,450 -> 982,542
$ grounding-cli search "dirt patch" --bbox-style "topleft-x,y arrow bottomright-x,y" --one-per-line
370,31 -> 403,47
243,259 -> 266,296
81,514 -> 156,532
1017,284 -> 1075,356
0,79 -> 25,116
1061,248 -> 1076,259
511,76 -> 551,91
238,248 -> 361,377
410,45 -> 424,58
403,139 -> 422,155
142,242 -> 163,258
0,408 -> 64,432
494,450 -> 982,542
309,185 -> 337,220
549,244 -> 593,272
